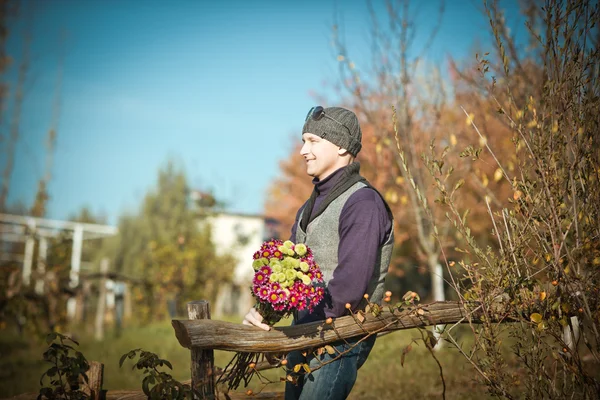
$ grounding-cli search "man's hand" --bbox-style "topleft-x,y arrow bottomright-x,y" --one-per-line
242,308 -> 271,331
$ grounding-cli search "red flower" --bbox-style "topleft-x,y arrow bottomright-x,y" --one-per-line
258,287 -> 270,300
253,272 -> 267,285
260,266 -> 272,276
268,291 -> 280,304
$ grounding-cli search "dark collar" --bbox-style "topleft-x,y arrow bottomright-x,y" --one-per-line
313,167 -> 345,196
300,162 -> 365,231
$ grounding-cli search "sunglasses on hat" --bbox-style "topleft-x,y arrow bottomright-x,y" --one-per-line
305,106 -> 351,134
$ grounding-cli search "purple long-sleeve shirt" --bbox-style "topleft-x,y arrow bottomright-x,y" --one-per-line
291,167 -> 393,323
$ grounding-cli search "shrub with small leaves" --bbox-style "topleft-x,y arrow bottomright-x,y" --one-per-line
119,348 -> 197,400
38,332 -> 90,400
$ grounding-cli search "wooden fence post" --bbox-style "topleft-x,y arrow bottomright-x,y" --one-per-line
94,258 -> 109,341
82,361 -> 104,399
188,300 -> 215,399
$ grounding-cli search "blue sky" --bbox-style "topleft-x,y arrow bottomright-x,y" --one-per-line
3,0 -> 515,225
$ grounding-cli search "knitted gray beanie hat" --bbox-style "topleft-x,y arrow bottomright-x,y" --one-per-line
302,106 -> 362,157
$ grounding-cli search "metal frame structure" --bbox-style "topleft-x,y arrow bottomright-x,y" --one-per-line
0,213 -> 118,318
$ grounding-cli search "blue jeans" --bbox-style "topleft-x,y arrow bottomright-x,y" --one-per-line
284,335 -> 376,400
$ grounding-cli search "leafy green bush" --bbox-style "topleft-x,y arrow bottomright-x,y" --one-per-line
119,348 -> 197,400
38,333 -> 90,400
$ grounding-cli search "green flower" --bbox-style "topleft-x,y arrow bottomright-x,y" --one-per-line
296,271 -> 305,279
299,261 -> 309,273
301,275 -> 311,285
295,243 -> 307,256
252,259 -> 263,270
283,240 -> 294,249
260,257 -> 269,265
269,258 -> 280,267
286,269 -> 297,281
284,257 -> 297,267
277,272 -> 287,283
269,274 -> 278,282
272,264 -> 282,273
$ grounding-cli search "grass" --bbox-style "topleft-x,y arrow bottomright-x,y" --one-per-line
0,318 -> 498,399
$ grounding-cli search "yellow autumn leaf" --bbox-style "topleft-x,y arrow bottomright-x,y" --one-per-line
395,176 -> 405,185
537,321 -> 548,330
530,313 -> 543,323
493,168 -> 503,182
539,291 -> 546,301
293,364 -> 302,373
482,174 -> 489,187
466,113 -> 475,126
513,190 -> 523,200
450,133 -> 457,146
385,189 -> 398,204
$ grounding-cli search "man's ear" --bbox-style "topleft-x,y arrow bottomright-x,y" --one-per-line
337,147 -> 350,156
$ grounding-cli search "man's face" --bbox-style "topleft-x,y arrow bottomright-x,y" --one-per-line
300,133 -> 342,181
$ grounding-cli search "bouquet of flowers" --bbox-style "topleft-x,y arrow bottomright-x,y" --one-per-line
218,239 -> 324,391
251,239 -> 325,325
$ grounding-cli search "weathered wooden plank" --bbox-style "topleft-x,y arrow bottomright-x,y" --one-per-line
104,390 -> 284,400
172,301 -> 484,352
3,389 -> 284,400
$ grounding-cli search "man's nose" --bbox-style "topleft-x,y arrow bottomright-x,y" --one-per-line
300,142 -> 309,156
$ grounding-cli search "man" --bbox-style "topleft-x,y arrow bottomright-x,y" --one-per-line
244,106 -> 394,400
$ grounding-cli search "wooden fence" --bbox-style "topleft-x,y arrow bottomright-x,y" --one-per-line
5,299 -> 484,399
171,299 -> 483,399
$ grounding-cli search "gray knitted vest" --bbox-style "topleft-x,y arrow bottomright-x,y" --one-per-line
295,181 -> 395,305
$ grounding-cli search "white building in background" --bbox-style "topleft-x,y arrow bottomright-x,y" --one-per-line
201,211 -> 280,317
